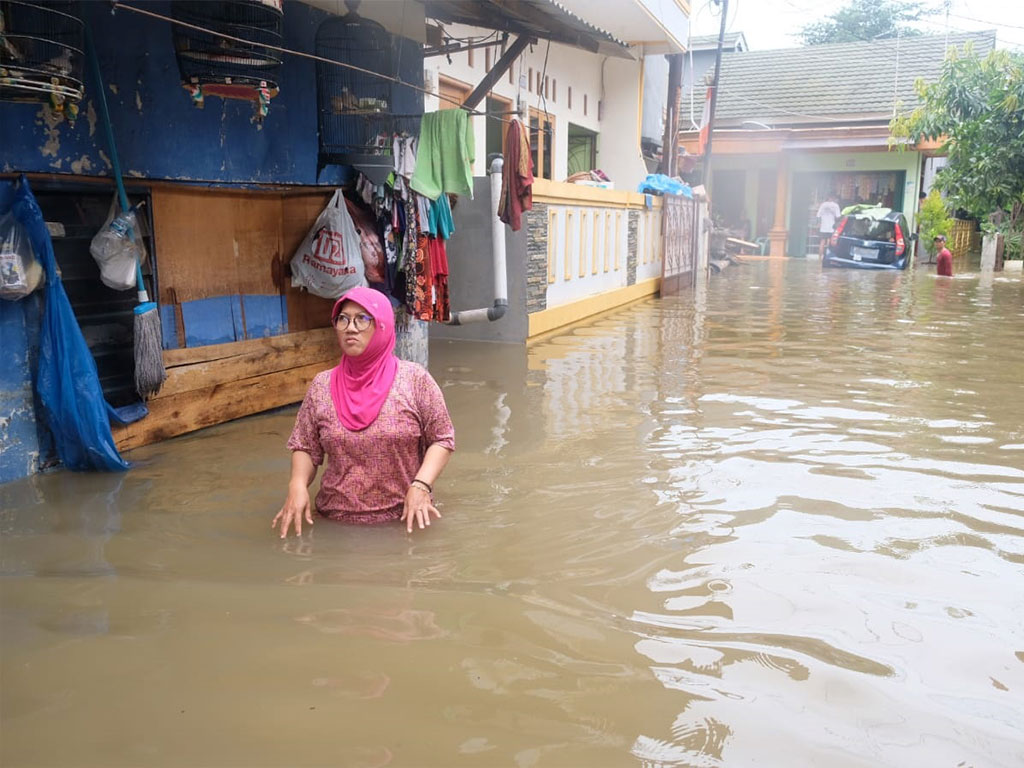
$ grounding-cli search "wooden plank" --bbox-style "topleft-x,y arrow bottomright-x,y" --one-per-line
162,327 -> 335,368
157,332 -> 339,399
233,195 -> 284,296
112,359 -> 335,452
152,187 -> 242,304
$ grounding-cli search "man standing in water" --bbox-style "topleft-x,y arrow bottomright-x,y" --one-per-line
816,194 -> 841,258
934,235 -> 953,276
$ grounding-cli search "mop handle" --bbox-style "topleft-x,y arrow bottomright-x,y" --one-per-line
84,23 -> 149,303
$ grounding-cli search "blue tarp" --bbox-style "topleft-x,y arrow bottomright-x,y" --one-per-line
637,174 -> 693,198
1,177 -> 130,471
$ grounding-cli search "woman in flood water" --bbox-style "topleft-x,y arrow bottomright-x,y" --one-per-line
272,286 -> 454,537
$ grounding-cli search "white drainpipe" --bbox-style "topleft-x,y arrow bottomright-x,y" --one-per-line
447,155 -> 509,325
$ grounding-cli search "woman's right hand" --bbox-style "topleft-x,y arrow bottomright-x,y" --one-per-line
272,482 -> 313,538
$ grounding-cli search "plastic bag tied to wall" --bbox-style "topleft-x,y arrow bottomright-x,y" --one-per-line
1,177 -> 130,472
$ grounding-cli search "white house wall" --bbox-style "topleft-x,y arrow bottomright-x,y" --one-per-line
425,24 -> 649,188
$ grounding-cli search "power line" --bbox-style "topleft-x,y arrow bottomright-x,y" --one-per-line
948,12 -> 1024,31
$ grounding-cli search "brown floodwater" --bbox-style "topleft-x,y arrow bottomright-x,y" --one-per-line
2,261 -> 1023,767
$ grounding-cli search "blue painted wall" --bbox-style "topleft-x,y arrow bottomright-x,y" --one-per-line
0,0 -> 399,185
1,1 -> 424,483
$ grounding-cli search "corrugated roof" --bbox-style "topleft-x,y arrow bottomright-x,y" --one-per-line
710,31 -> 996,126
422,0 -> 633,58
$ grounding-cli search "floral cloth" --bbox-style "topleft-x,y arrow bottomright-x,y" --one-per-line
288,361 -> 455,523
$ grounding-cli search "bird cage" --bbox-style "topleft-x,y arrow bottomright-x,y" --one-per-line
170,0 -> 283,120
0,0 -> 84,122
315,2 -> 421,180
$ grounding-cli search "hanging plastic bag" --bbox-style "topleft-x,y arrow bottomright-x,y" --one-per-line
290,189 -> 366,299
0,210 -> 44,300
89,198 -> 146,291
345,196 -> 387,285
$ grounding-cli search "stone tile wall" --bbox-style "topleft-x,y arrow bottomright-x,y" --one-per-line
526,203 -> 549,314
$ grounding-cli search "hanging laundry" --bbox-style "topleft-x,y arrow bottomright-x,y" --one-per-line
410,109 -> 475,201
393,135 -> 418,179
410,235 -> 450,323
498,118 -> 533,231
428,194 -> 455,239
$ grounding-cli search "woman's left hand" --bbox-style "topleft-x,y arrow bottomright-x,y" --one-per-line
402,484 -> 441,533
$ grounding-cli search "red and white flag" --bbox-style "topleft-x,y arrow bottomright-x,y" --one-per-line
697,86 -> 713,155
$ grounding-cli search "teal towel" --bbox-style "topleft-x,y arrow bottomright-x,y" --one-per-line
410,109 -> 475,201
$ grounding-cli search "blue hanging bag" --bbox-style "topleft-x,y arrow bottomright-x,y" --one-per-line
2,176 -> 132,471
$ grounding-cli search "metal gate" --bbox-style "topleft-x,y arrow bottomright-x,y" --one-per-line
661,194 -> 698,296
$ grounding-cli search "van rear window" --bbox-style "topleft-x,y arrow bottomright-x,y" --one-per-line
843,217 -> 896,241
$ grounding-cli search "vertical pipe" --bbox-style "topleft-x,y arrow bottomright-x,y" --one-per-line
660,53 -> 683,176
446,155 -> 508,324
701,0 -> 729,188
489,156 -> 507,308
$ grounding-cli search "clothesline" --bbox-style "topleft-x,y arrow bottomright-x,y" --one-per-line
111,0 -> 534,129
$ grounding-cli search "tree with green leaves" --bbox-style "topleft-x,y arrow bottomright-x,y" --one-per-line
799,0 -> 933,45
891,47 -> 1024,258
917,190 -> 953,261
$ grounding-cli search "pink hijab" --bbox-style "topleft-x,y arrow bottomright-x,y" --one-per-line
329,287 -> 399,431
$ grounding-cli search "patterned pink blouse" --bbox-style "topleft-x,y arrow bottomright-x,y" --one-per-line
287,360 -> 455,524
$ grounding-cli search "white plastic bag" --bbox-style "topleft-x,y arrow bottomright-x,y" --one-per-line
89,198 -> 147,291
0,211 -> 43,300
290,189 -> 366,299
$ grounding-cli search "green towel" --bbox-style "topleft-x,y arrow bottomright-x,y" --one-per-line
410,109 -> 475,201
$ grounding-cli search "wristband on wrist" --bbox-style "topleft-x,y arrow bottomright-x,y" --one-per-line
411,478 -> 432,493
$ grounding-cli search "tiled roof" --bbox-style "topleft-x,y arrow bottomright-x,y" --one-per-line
709,31 -> 996,127
689,32 -> 746,51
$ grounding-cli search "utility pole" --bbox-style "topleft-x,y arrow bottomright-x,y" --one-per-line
701,0 -> 728,187
660,53 -> 683,177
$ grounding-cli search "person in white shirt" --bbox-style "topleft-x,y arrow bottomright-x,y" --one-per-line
817,195 -> 842,258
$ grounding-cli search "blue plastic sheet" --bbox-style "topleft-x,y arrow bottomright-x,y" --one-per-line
2,177 -> 130,471
637,174 -> 693,198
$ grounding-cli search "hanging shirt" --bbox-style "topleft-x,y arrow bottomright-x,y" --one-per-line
393,136 -> 418,179
498,118 -> 533,232
410,109 -> 475,201
428,194 -> 455,239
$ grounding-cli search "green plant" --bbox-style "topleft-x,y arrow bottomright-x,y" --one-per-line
891,48 -> 1024,258
917,190 -> 953,257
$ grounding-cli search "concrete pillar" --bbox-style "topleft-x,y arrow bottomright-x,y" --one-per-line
980,233 -> 1005,272
395,314 -> 429,367
768,154 -> 789,259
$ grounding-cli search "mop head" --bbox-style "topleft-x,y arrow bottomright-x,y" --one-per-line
134,302 -> 166,399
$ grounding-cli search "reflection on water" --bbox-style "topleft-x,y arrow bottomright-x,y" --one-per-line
2,262 -> 1023,767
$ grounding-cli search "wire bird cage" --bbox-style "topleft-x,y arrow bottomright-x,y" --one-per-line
315,3 -> 421,180
0,0 -> 84,121
170,0 -> 283,119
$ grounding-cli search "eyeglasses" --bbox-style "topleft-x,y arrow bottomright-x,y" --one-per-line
334,313 -> 374,331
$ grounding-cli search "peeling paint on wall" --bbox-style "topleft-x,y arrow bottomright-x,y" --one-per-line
70,155 -> 94,174
36,104 -> 63,159
3,0 -> 399,186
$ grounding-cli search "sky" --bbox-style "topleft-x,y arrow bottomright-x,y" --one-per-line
688,0 -> 1024,51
